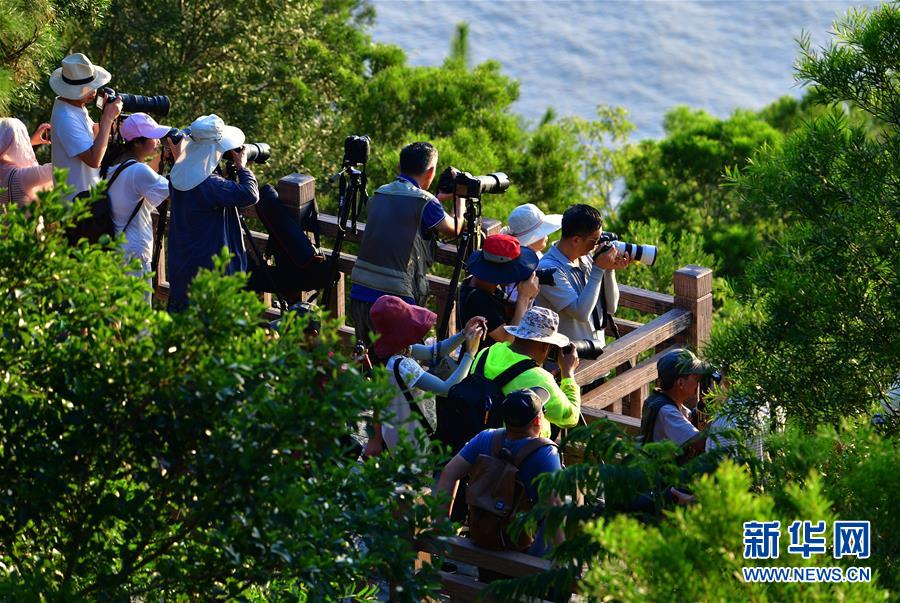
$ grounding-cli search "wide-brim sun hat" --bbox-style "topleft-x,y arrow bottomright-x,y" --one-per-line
501,203 -> 562,247
467,233 -> 538,284
169,114 -> 245,191
370,295 -> 437,358
503,306 -> 569,347
49,53 -> 111,100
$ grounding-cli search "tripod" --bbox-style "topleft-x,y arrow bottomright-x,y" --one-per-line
436,194 -> 483,340
321,163 -> 367,309
151,142 -> 177,286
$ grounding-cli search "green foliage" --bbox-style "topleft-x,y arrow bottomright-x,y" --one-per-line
0,178 -> 446,600
763,419 -> 899,591
0,0 -> 109,112
707,4 -> 900,429
617,105 -> 784,278
585,460 -> 888,602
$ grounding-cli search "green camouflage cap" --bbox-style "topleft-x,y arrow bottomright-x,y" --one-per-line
657,348 -> 715,384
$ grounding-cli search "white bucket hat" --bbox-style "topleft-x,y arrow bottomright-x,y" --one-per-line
169,114 -> 245,191
501,203 -> 562,247
503,306 -> 570,347
49,53 -> 111,100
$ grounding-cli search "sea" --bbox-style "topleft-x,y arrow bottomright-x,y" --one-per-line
370,0 -> 881,140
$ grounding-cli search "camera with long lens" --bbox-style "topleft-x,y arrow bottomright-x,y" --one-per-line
595,232 -> 658,266
343,135 -> 370,167
562,338 -> 605,360
96,87 -> 170,116
225,142 -> 271,164
454,170 -> 510,197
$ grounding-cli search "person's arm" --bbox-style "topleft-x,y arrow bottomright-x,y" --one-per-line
435,453 -> 473,517
603,269 -> 620,316
408,320 -> 484,395
435,191 -> 465,237
135,164 -> 171,207
76,97 -> 122,168
215,148 -> 260,208
16,164 -> 54,204
542,348 -> 581,429
30,123 -> 51,146
539,265 -> 604,322
410,331 -> 464,361
511,272 -> 539,325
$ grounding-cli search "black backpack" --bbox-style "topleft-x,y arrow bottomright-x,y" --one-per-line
436,350 -> 536,455
247,184 -> 330,302
67,160 -> 138,246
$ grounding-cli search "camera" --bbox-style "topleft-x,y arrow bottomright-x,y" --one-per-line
225,142 -> 271,164
562,338 -> 605,360
700,369 -> 722,397
595,232 -> 658,266
536,268 -> 556,286
454,171 -> 510,197
343,135 -> 370,167
96,87 -> 170,116
163,127 -> 188,146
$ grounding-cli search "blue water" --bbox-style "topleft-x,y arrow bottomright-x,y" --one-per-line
370,0 -> 880,139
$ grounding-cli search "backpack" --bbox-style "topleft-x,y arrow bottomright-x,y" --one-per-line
466,429 -> 557,551
246,184 -> 330,302
67,160 -> 138,246
638,391 -> 678,444
436,350 -> 536,455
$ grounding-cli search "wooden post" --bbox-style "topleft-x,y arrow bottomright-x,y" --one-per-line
326,272 -> 346,326
277,173 -> 316,207
673,265 -> 713,352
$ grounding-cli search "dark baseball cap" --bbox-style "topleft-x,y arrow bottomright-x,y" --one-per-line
499,387 -> 550,427
657,348 -> 716,384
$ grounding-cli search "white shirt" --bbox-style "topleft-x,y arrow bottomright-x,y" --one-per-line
107,161 -> 170,265
50,99 -> 99,200
653,403 -> 700,447
382,355 -> 429,451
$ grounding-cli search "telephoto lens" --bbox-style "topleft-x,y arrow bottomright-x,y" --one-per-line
96,87 -> 170,116
244,142 -> 271,164
562,339 -> 605,360
612,241 -> 658,266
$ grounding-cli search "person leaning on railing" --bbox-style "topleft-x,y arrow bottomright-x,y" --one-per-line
349,141 -> 465,349
0,118 -> 53,207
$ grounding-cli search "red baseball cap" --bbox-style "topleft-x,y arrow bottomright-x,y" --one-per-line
466,234 -> 538,284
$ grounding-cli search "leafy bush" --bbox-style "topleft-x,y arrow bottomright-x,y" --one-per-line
707,3 -> 900,428
0,180 -> 446,600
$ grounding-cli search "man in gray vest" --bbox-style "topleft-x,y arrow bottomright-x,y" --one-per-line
350,142 -> 464,350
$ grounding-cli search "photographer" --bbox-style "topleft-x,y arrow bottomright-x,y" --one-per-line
0,118 -> 53,207
349,141 -> 464,348
534,204 -> 630,362
458,234 -> 539,351
105,114 -> 179,295
49,53 -> 122,200
166,114 -> 259,312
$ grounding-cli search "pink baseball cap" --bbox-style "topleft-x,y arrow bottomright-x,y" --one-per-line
119,112 -> 172,141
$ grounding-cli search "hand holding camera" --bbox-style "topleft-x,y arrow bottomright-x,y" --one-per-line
593,243 -> 630,270
30,123 -> 51,146
463,315 -> 487,354
100,92 -> 123,124
558,344 -> 580,378
516,271 -> 540,301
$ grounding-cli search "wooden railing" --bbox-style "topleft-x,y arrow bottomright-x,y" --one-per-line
152,173 -> 713,432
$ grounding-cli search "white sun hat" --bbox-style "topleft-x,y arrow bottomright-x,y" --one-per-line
49,53 -> 111,100
169,114 -> 245,191
501,203 -> 562,247
502,306 -> 570,347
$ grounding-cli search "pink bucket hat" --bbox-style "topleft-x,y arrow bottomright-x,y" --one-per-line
120,113 -> 172,141
370,295 -> 437,358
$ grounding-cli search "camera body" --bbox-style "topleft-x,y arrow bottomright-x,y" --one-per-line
96,87 -> 171,116
700,369 -> 722,397
436,167 -> 510,197
343,135 -> 370,167
536,268 -> 556,286
595,231 -> 659,266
